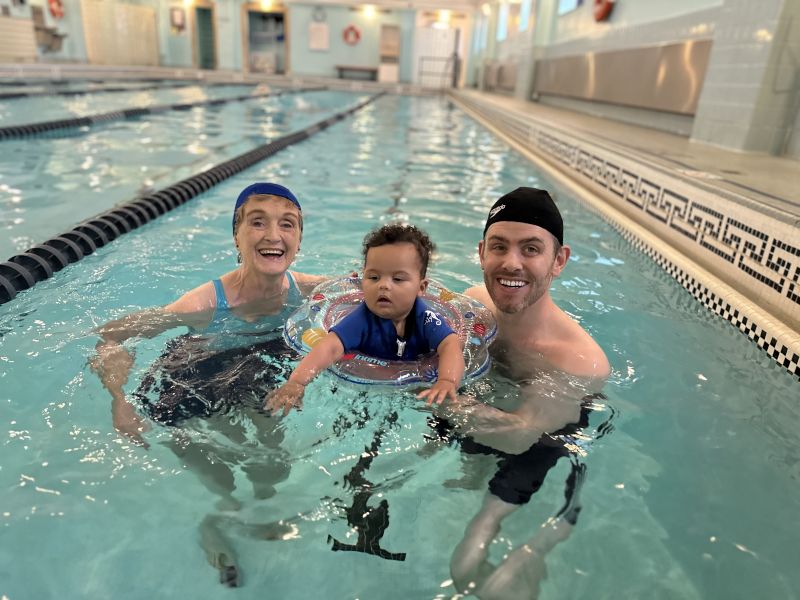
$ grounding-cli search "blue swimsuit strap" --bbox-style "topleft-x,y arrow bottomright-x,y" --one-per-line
212,278 -> 229,310
212,272 -> 299,312
285,271 -> 299,297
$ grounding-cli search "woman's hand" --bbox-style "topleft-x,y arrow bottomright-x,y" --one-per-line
417,379 -> 458,405
111,396 -> 151,448
264,381 -> 306,416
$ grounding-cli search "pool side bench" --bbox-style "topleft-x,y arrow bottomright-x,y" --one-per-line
335,65 -> 378,81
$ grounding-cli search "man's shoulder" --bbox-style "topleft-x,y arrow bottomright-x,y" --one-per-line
549,316 -> 610,380
464,284 -> 494,309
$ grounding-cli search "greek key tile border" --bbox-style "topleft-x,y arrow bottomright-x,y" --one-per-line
535,129 -> 800,307
606,216 -> 800,379
452,93 -> 800,379
456,95 -> 800,314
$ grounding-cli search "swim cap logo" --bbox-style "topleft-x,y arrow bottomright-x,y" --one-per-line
489,204 -> 505,218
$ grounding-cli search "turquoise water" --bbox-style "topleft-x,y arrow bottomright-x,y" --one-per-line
0,89 -> 365,259
1,93 -> 799,599
0,83 -> 259,125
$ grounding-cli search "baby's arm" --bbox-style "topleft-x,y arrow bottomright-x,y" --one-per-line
417,333 -> 465,405
264,333 -> 345,415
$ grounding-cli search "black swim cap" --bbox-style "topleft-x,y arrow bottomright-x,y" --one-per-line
482,187 -> 563,244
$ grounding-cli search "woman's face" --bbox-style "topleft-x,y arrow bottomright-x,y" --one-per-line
235,195 -> 302,276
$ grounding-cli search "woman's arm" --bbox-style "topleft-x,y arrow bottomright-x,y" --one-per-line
91,284 -> 214,445
264,332 -> 345,415
290,271 -> 329,297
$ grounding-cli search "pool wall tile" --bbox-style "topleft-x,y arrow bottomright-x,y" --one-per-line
450,90 -> 800,379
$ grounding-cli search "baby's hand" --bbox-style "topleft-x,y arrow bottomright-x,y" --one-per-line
416,379 -> 458,405
264,381 -> 306,416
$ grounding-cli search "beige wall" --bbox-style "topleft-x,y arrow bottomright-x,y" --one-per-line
80,0 -> 159,66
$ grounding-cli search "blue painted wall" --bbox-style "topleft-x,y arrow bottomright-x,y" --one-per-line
155,2 -> 194,68
288,3 -> 414,82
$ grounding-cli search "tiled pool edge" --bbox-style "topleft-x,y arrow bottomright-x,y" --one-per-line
449,91 -> 800,379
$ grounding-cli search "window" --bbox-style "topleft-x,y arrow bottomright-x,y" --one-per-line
519,0 -> 532,31
558,0 -> 581,15
496,2 -> 509,41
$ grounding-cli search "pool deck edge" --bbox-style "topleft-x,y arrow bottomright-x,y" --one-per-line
449,90 -> 800,379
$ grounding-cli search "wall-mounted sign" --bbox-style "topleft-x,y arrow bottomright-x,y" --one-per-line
309,22 -> 329,51
170,7 -> 185,33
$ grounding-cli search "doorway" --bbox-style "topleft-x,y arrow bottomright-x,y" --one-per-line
195,6 -> 216,69
246,11 -> 285,74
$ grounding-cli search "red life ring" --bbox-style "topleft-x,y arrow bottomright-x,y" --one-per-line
342,25 -> 361,46
593,0 -> 614,22
48,0 -> 64,19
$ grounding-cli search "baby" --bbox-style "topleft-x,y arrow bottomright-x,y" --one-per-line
266,224 -> 465,414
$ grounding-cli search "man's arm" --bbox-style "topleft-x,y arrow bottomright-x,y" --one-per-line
434,397 -> 540,455
436,372 -> 606,455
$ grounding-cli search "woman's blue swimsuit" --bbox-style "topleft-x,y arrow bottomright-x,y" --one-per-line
137,273 -> 303,425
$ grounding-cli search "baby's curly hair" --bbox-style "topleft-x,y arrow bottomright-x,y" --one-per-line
362,224 -> 436,277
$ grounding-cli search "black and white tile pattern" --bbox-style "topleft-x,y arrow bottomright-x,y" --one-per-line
611,218 -> 800,378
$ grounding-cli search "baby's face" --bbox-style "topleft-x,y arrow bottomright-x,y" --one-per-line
362,243 -> 428,322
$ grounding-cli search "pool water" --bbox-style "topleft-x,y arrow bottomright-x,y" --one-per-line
1,92 -> 798,599
0,89 -> 367,259
0,82 -> 258,125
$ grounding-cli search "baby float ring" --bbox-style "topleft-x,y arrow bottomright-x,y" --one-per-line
284,277 -> 497,386
342,25 -> 361,46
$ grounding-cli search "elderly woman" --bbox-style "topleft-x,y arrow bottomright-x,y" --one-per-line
92,182 -> 325,586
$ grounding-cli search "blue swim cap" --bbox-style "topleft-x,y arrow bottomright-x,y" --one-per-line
233,182 -> 301,233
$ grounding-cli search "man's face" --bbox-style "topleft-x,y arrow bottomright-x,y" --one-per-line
478,221 -> 569,314
362,242 -> 428,322
235,196 -> 302,276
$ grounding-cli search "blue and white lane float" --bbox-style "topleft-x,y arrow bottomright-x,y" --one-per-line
284,277 -> 497,386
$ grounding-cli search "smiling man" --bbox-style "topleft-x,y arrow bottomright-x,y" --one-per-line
468,187 -> 608,383
439,187 -> 611,599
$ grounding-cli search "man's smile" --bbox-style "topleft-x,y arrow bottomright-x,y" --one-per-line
497,278 -> 528,288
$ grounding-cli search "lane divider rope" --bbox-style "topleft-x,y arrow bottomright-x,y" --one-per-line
0,81 -> 202,100
0,86 -> 327,140
0,92 -> 384,305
